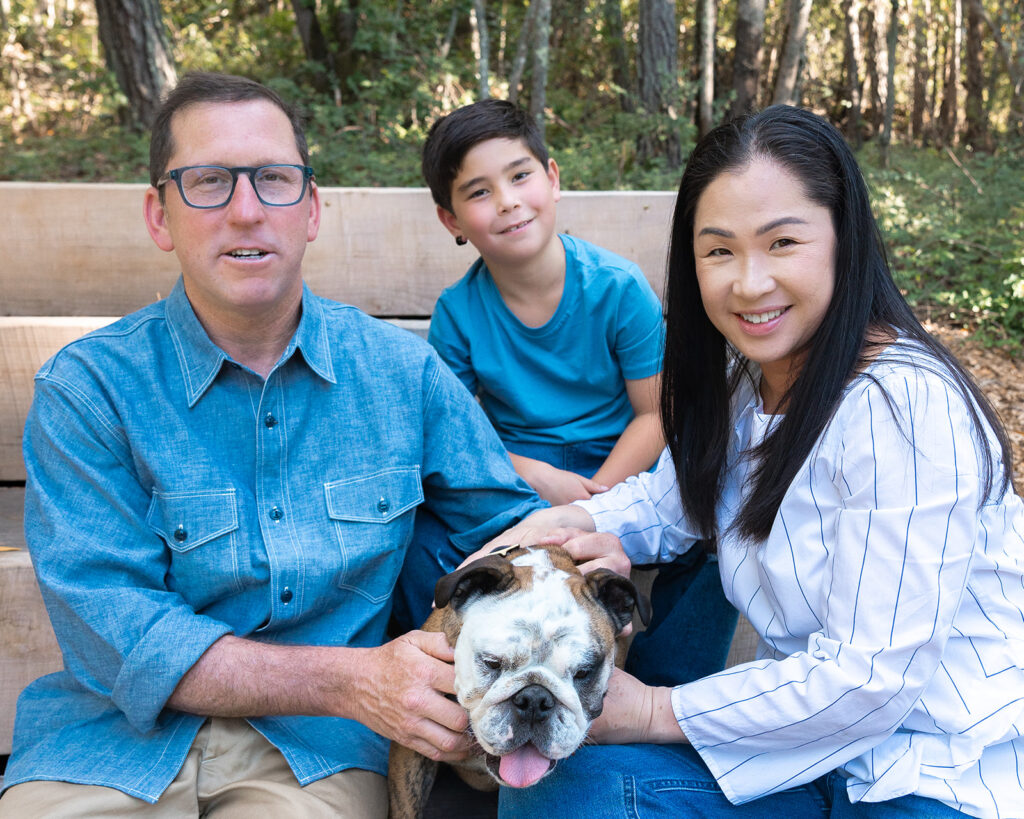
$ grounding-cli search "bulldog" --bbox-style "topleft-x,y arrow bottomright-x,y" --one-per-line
388,542 -> 650,819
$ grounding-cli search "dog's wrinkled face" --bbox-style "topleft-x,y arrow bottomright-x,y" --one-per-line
440,546 -> 632,789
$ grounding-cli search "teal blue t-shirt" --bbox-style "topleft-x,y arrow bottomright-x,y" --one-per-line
428,234 -> 664,447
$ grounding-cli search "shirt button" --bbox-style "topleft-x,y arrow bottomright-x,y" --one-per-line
269,506 -> 284,521
264,413 -> 278,428
173,525 -> 188,542
377,497 -> 390,514
280,587 -> 293,603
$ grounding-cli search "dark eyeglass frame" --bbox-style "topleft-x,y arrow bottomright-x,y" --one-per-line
156,164 -> 315,209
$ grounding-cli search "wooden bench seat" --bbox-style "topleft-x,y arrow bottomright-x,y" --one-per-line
0,183 -> 757,759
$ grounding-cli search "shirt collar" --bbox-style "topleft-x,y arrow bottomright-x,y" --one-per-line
165,277 -> 337,407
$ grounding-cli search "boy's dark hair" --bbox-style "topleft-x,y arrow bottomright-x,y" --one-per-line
422,98 -> 550,212
661,104 -> 1014,545
149,72 -> 309,190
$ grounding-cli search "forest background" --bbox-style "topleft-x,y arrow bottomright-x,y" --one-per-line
1,0 -> 1022,363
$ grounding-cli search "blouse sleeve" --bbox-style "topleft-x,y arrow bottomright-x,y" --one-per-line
672,367 -> 989,805
577,448 -> 703,565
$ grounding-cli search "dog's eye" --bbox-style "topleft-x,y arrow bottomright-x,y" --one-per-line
574,665 -> 594,681
481,656 -> 502,671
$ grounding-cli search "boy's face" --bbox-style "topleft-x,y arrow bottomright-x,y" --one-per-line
438,137 -> 561,270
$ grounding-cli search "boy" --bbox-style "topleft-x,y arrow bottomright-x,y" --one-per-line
422,99 -> 665,505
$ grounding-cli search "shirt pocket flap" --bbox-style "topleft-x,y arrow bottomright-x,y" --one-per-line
146,489 -> 240,552
324,467 -> 423,524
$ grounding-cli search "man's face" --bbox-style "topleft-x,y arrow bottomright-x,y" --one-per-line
143,99 -> 320,327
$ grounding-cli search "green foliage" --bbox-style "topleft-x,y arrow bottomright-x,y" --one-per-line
0,123 -> 150,182
2,1 -> 1021,352
864,142 -> 1024,354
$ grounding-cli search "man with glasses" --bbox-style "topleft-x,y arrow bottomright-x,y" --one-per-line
0,72 -> 543,816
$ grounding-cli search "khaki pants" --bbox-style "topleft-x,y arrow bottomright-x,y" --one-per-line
0,717 -> 387,818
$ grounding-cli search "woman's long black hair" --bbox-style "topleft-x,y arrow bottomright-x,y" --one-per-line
661,105 -> 1014,545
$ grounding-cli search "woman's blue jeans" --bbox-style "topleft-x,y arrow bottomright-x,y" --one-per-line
498,744 -> 965,818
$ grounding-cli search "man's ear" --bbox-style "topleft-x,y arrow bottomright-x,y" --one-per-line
306,181 -> 322,243
143,186 -> 175,252
436,204 -> 463,240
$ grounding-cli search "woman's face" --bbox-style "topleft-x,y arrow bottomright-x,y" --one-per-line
692,157 -> 837,412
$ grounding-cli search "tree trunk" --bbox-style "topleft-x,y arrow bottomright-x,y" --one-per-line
291,0 -> 333,94
696,0 -> 716,136
967,0 -> 1023,137
731,0 -> 766,116
94,0 -> 176,130
910,0 -> 930,141
528,0 -> 551,138
880,0 -> 898,167
602,0 -> 635,113
962,0 -> 989,150
439,3 -> 458,60
471,0 -> 490,98
327,0 -> 359,99
842,0 -> 864,148
772,0 -> 812,106
863,1 -> 883,137
508,0 -> 537,105
637,0 -> 680,165
937,0 -> 962,145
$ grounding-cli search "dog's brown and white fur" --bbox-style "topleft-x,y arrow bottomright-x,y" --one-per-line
387,543 -> 650,819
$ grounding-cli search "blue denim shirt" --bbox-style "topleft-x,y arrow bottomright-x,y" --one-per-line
6,278 -> 543,802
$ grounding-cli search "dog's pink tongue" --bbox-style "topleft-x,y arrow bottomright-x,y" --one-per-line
499,743 -> 552,788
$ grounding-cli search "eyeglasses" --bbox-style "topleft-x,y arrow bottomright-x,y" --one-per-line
156,164 -> 315,209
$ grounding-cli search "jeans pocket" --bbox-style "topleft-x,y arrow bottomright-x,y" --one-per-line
325,466 -> 423,604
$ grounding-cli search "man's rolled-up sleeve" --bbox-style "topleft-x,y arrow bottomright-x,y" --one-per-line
23,376 -> 233,734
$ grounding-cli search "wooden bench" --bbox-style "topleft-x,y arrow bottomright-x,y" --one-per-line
0,182 -> 756,759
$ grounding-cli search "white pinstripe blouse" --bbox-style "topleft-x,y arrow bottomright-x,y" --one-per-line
580,343 -> 1024,817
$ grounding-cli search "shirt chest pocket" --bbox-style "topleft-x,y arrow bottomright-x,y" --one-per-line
147,489 -> 243,609
325,467 -> 423,604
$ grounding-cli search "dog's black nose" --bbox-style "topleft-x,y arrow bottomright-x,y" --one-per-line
512,684 -> 555,723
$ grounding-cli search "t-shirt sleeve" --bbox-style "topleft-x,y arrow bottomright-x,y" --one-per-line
612,267 -> 665,380
427,289 -> 479,396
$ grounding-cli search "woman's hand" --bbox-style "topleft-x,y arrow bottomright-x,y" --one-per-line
589,668 -> 687,745
466,505 -> 598,567
539,527 -> 632,577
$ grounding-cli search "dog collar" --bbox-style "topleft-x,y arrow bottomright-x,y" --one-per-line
488,543 -> 521,557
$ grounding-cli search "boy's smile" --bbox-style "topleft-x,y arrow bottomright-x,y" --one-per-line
438,137 -> 561,273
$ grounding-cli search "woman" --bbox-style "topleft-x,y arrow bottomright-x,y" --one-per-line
492,106 -> 1024,817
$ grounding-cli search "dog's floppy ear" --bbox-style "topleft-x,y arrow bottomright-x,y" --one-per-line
585,569 -> 652,633
434,555 -> 516,612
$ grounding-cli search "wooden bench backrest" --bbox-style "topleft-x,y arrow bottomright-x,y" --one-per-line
1,183 -> 675,316
0,184 -> 676,482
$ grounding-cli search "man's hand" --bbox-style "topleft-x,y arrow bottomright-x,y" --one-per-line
588,668 -> 686,745
345,631 -> 474,762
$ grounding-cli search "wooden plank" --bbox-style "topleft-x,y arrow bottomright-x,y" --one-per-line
0,318 -> 116,482
0,318 -> 425,483
0,183 -> 675,317
0,486 -> 26,551
0,489 -> 63,756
